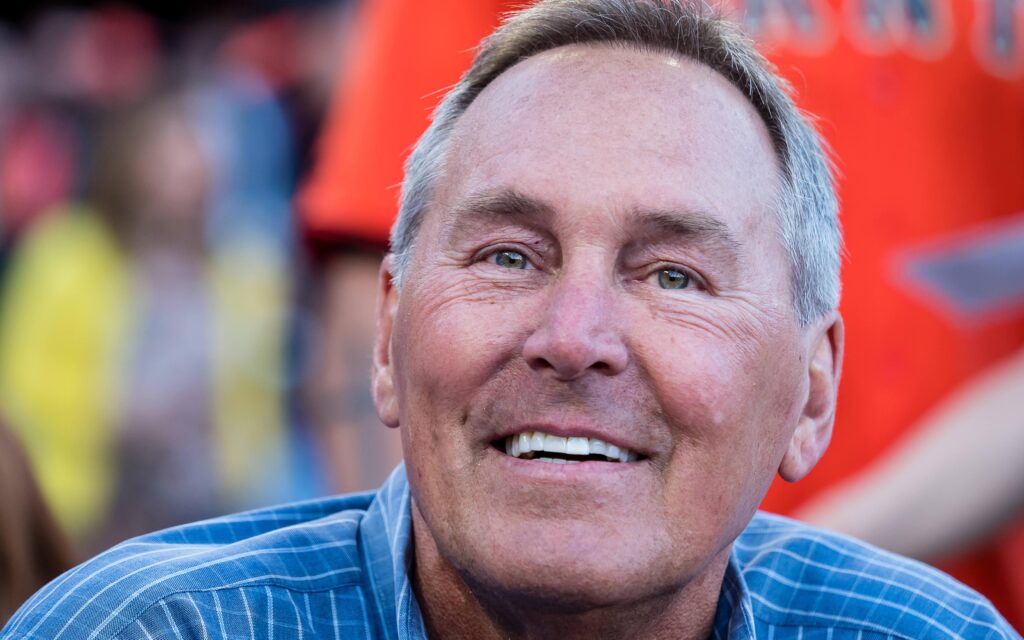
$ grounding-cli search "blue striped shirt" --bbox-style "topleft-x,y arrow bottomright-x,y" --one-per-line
3,464 -> 1019,639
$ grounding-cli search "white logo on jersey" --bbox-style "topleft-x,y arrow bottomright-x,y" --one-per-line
730,0 -> 837,53
845,0 -> 954,57
973,0 -> 1023,75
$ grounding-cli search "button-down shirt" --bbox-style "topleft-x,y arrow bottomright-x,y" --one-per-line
2,465 -> 1019,639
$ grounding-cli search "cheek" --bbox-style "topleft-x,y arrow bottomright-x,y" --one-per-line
391,275 -> 535,445
398,312 -> 497,400
390,275 -> 542,540
646,325 -> 805,514
640,297 -> 804,441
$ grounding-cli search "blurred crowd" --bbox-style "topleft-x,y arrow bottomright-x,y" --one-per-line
0,0 -> 364,557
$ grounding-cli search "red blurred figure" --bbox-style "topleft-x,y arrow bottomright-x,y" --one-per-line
0,109 -> 75,239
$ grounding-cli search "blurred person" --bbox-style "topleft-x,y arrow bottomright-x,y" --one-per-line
296,0 -> 514,493
756,0 -> 1024,615
0,203 -> 129,543
214,1 -> 353,171
191,55 -> 301,510
183,2 -> 357,504
90,89 -> 221,544
0,90 -> 211,546
0,84 -> 296,550
0,420 -> 76,627
301,247 -> 390,492
95,81 -> 303,538
298,0 -> 1024,623
2,3 -> 1019,638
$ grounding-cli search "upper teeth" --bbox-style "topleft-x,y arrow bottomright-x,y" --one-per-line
503,431 -> 638,463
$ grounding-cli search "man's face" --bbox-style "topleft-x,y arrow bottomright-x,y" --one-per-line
375,45 -> 837,609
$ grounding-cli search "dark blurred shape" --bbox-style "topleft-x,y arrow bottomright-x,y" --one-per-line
897,212 -> 1024,322
0,420 -> 76,626
26,8 -> 159,105
2,0 -> 342,28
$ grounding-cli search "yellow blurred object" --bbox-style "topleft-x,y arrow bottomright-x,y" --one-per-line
0,208 -> 294,541
209,235 -> 289,508
0,207 -> 132,539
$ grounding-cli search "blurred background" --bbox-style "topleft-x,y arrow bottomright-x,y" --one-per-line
0,0 -> 1021,631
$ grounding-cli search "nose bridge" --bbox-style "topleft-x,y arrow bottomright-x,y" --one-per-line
522,261 -> 629,379
548,271 -> 608,335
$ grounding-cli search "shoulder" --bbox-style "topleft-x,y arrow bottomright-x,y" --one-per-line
0,492 -> 378,640
734,512 -> 1020,639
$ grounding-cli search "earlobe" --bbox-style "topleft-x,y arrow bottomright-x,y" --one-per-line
779,312 -> 844,482
372,255 -> 401,429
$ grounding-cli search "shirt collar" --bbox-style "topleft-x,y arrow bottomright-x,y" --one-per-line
361,463 -> 428,640
363,464 -> 756,640
712,548 -> 757,639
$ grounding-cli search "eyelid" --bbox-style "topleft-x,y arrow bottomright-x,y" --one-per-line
646,263 -> 710,292
476,245 -> 541,270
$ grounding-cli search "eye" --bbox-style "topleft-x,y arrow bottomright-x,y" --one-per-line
656,268 -> 691,290
490,249 -> 531,270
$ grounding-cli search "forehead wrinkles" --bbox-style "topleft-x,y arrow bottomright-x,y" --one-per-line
455,44 -> 776,152
439,44 -> 779,202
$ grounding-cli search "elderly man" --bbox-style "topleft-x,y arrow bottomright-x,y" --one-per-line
2,1 -> 1018,638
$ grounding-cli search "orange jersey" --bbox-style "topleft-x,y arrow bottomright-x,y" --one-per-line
742,0 -> 1024,622
299,0 -> 519,246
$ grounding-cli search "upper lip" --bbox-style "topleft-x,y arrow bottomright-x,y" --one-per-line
491,421 -> 649,456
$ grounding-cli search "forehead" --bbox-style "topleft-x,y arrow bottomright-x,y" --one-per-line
435,44 -> 780,244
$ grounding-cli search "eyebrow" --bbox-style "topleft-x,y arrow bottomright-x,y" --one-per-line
630,208 -> 742,261
445,188 -> 742,261
446,189 -> 555,226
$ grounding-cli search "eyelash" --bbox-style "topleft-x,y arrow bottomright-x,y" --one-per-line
475,248 -> 708,292
645,264 -> 708,292
478,247 -> 538,270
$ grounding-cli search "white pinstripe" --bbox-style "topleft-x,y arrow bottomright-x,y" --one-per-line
2,465 -> 1017,640
84,537 -> 359,639
185,593 -> 209,640
239,586 -> 256,639
158,600 -> 184,640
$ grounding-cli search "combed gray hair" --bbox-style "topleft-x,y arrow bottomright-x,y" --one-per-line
390,0 -> 840,325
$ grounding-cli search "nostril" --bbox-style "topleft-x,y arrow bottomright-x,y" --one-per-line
527,356 -> 555,372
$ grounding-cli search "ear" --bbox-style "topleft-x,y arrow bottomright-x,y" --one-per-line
372,255 -> 401,429
779,312 -> 844,482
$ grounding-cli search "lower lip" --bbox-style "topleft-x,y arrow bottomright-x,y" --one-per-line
485,445 -> 642,480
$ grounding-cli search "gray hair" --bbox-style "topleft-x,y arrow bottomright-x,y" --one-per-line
390,0 -> 840,325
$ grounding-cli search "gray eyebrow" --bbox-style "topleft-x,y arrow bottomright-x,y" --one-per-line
445,188 -> 742,262
630,208 -> 742,259
447,189 -> 555,225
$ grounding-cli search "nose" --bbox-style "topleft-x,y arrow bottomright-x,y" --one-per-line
522,276 -> 629,380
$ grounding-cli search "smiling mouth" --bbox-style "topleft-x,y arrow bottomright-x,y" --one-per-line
495,431 -> 642,464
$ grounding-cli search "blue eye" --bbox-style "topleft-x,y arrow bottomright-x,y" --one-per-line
492,250 -> 530,269
657,269 -> 690,290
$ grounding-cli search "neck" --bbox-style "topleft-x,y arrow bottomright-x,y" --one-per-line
410,506 -> 727,640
